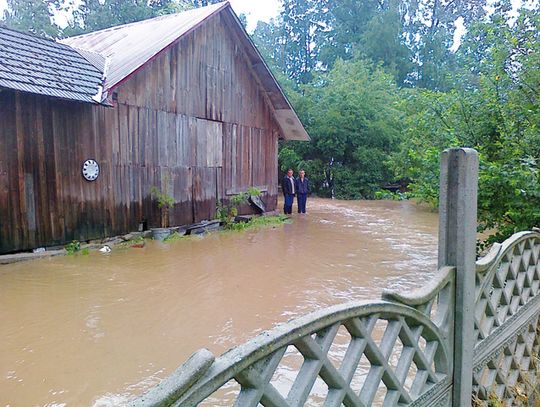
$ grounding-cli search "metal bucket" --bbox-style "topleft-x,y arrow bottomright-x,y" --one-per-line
151,228 -> 171,241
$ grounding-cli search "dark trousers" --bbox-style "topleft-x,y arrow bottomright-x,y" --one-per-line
297,193 -> 307,213
284,194 -> 294,214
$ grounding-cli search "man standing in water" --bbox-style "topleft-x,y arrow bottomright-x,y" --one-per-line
282,168 -> 296,214
296,169 -> 310,214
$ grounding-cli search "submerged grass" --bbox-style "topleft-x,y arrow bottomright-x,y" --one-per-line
116,236 -> 146,249
225,215 -> 291,231
163,232 -> 186,242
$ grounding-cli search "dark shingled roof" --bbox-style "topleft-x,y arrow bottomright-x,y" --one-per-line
0,26 -> 104,104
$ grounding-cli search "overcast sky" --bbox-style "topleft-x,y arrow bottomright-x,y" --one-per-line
0,0 -> 282,32
0,0 -> 530,35
229,0 -> 282,32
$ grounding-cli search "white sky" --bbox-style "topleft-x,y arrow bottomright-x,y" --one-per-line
229,0 -> 282,32
0,0 -> 282,32
0,0 -> 532,37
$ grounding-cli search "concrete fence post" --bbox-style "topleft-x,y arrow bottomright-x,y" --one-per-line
438,148 -> 479,407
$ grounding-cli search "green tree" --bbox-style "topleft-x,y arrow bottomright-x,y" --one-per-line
318,0 -> 381,67
359,5 -> 413,85
393,7 -> 540,242
278,0 -> 330,84
320,0 -> 487,88
188,0 -> 221,6
252,19 -> 288,75
410,0 -> 487,89
2,0 -> 60,38
296,58 -> 404,198
63,0 -> 190,36
66,0 -> 152,35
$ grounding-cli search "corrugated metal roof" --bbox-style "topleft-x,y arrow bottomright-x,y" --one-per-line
60,2 -> 309,141
0,26 -> 104,104
61,2 -> 228,93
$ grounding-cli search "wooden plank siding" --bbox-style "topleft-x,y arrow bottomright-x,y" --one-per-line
0,12 -> 280,254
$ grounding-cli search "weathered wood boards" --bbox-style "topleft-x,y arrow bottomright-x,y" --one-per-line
0,12 -> 280,254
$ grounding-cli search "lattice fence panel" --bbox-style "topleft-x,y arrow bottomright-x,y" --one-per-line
473,316 -> 540,405
473,233 -> 540,406
382,267 -> 455,342
225,316 -> 444,406
166,303 -> 451,407
475,235 -> 540,342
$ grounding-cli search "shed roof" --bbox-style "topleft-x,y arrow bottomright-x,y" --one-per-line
0,26 -> 104,104
62,2 -> 309,141
62,3 -> 228,93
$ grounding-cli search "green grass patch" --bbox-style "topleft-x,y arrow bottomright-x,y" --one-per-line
226,215 -> 291,231
374,190 -> 411,201
64,240 -> 81,255
163,232 -> 186,242
116,236 -> 146,249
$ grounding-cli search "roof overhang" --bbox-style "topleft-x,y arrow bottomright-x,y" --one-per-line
274,110 -> 311,141
222,7 -> 310,141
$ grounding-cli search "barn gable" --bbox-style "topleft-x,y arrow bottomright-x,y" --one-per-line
61,2 -> 309,141
84,7 -> 285,224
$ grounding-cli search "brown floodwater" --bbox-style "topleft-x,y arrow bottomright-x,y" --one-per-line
0,198 -> 439,407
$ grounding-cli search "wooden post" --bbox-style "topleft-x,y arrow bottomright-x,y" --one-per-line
438,148 -> 478,407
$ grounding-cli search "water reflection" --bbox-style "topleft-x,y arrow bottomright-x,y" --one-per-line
0,198 -> 438,406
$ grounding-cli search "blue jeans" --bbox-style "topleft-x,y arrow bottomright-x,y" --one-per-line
297,193 -> 307,213
284,194 -> 294,214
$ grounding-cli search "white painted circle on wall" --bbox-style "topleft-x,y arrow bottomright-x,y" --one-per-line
82,159 -> 100,181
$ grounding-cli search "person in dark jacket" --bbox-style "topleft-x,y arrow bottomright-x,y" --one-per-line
282,169 -> 296,214
296,169 -> 310,214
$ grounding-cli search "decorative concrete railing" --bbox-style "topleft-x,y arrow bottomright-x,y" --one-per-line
473,231 -> 540,404
131,149 -> 540,407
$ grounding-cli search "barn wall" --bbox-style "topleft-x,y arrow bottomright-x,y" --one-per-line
112,12 -> 280,225
0,12 -> 281,254
0,92 -> 113,253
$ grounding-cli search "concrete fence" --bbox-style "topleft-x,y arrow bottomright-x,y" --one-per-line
132,148 -> 540,406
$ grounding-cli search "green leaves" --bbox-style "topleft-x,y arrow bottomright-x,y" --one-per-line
2,0 -> 60,38
150,186 -> 174,209
393,7 -> 540,243
478,155 -> 540,244
1,0 -> 205,38
278,58 -> 404,199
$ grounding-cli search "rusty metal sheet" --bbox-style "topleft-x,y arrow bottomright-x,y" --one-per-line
61,3 -> 228,95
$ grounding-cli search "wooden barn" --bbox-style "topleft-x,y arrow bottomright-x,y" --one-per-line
0,2 -> 309,254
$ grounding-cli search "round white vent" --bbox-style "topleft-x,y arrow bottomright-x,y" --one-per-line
82,159 -> 100,181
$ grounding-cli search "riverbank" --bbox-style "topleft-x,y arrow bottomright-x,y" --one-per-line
0,212 -> 285,266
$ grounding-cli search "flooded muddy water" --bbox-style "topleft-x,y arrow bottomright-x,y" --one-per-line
0,198 -> 439,406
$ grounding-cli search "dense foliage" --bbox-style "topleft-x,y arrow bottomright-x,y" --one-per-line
1,0 -> 538,241
394,8 -> 540,243
280,59 -> 403,199
253,0 -> 539,241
